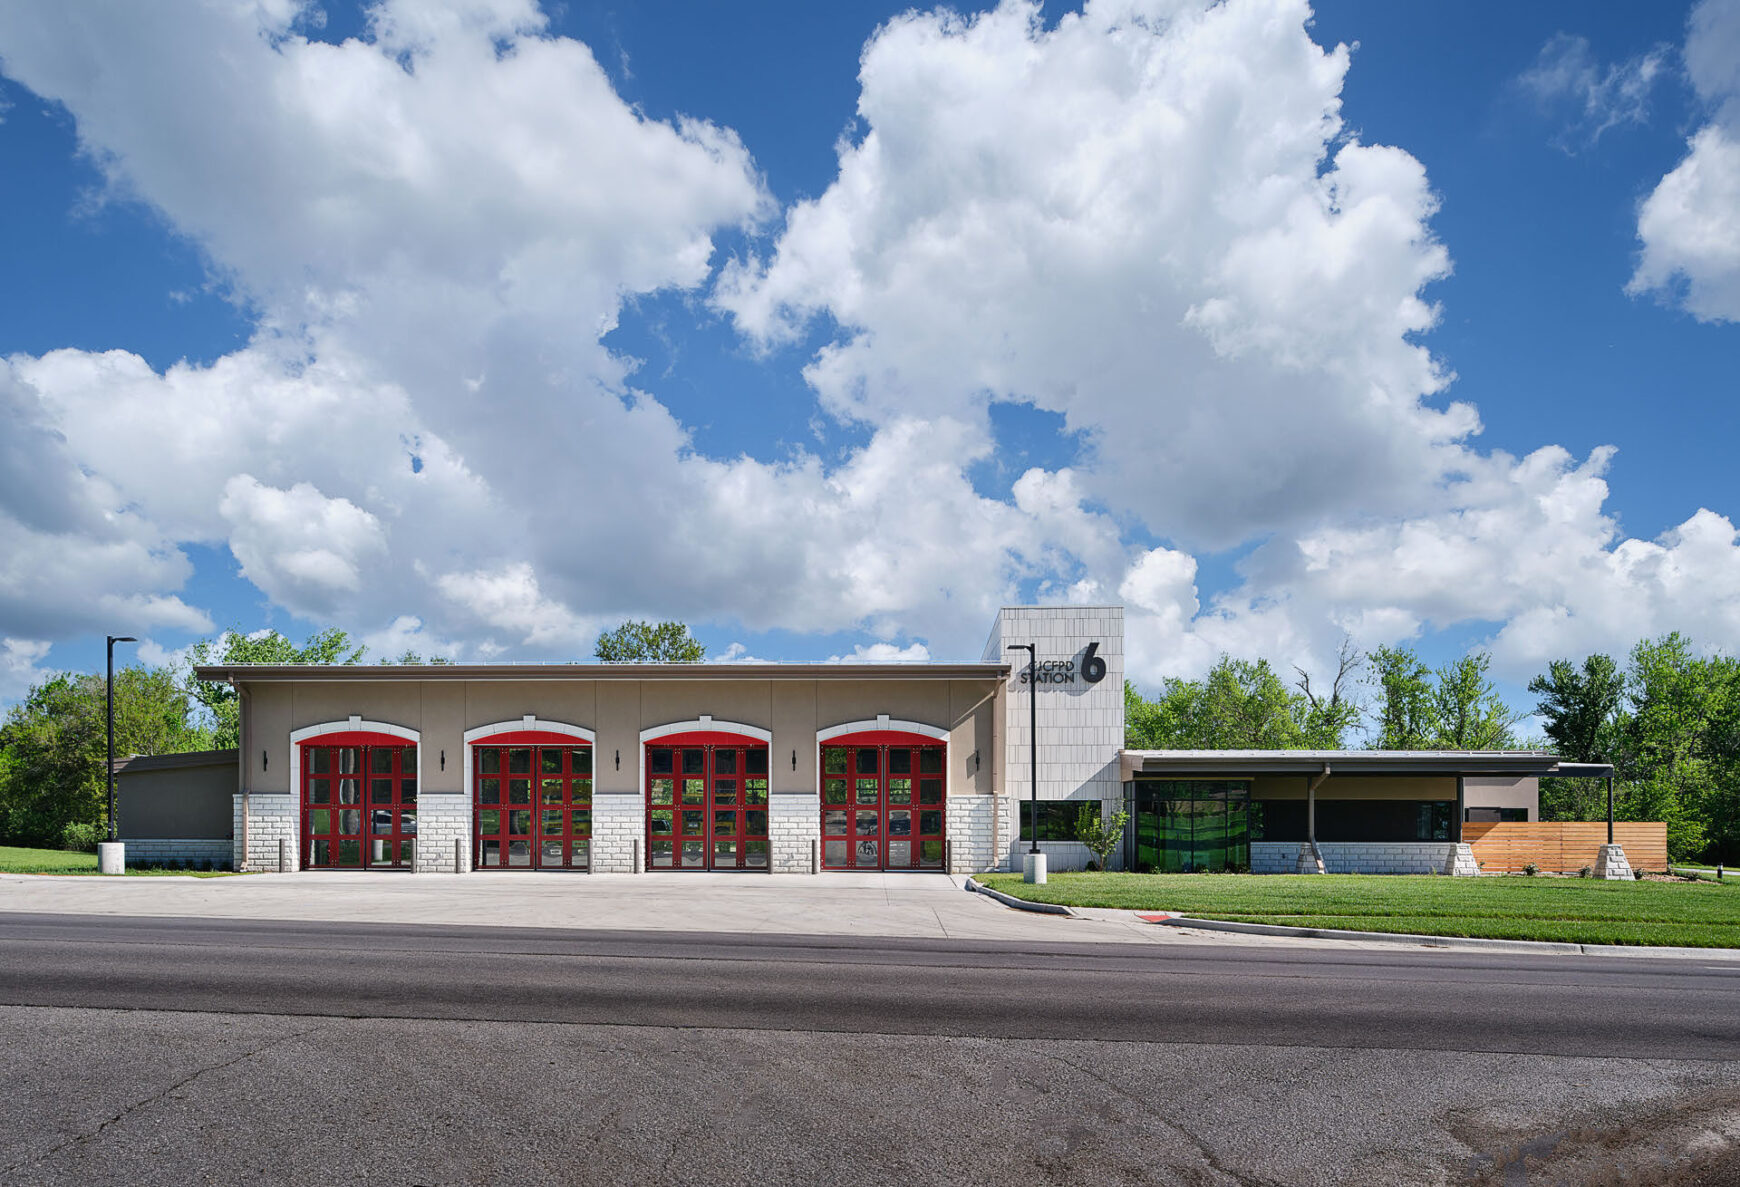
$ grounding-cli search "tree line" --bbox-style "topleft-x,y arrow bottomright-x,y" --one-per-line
1125,633 -> 1740,863
0,620 -> 705,852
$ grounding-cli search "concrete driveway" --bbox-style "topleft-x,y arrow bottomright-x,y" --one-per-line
0,870 -> 1187,944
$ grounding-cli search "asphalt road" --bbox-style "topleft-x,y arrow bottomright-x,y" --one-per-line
4,913 -> 1740,1185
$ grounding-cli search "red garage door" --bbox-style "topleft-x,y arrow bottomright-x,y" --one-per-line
821,734 -> 945,871
301,735 -> 417,869
472,734 -> 593,870
646,734 -> 769,871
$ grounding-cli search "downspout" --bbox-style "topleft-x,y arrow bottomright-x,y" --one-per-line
234,678 -> 249,872
1306,763 -> 1331,846
1455,775 -> 1465,842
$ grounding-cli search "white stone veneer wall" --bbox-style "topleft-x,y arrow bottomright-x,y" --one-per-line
415,793 -> 470,873
122,839 -> 233,867
1251,841 -> 1459,875
591,792 -> 643,873
233,793 -> 297,872
947,795 -> 999,873
770,792 -> 819,873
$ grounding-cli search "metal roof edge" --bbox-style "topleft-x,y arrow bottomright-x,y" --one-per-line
193,662 -> 1011,682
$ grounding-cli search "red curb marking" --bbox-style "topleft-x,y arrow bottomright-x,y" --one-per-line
1136,913 -> 1173,922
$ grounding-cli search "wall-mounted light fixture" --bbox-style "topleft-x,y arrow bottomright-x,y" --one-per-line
262,749 -> 268,772
970,750 -> 979,772
615,749 -> 621,770
439,750 -> 445,771
792,749 -> 797,771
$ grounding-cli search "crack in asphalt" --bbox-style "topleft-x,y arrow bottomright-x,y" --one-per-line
0,1021 -> 326,1182
1045,1050 -> 1266,1185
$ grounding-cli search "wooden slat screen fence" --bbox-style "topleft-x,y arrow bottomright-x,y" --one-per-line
1462,822 -> 1667,874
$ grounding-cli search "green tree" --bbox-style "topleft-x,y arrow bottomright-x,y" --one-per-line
1530,653 -> 1624,821
1366,644 -> 1436,749
1195,657 -> 1308,749
188,628 -> 366,748
1294,638 -> 1363,748
1616,633 -> 1728,862
1073,802 -> 1129,871
594,620 -> 706,663
0,666 -> 210,849
1431,652 -> 1521,749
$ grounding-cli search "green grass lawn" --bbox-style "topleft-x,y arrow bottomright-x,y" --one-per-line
976,870 -> 1740,948
0,846 -> 238,877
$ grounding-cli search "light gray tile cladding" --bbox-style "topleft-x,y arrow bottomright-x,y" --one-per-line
985,607 -> 1124,812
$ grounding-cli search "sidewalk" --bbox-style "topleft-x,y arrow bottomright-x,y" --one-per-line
0,870 -> 1170,944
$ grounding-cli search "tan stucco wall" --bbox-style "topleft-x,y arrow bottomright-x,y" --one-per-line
1252,774 -> 1458,801
119,760 -> 235,838
1464,775 -> 1538,820
246,676 -> 1000,797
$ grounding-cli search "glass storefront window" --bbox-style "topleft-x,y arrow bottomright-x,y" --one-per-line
1128,780 -> 1251,873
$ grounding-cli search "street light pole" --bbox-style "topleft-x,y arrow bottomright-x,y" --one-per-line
1007,643 -> 1044,883
103,635 -> 137,874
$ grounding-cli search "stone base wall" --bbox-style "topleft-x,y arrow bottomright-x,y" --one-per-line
770,792 -> 819,874
592,792 -> 643,874
122,838 -> 234,867
947,794 -> 999,874
414,793 -> 470,873
234,793 -> 297,872
1252,841 -> 1459,875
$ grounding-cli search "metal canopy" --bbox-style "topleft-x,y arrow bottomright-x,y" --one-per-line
1121,749 -> 1570,778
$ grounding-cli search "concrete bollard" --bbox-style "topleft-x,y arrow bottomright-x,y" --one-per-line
411,839 -> 421,874
279,836 -> 291,873
1023,850 -> 1048,885
455,837 -> 466,874
811,838 -> 820,875
98,842 -> 125,876
946,839 -> 955,875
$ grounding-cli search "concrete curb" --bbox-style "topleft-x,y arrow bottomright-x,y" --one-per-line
1159,915 -> 1740,960
964,877 -> 1074,916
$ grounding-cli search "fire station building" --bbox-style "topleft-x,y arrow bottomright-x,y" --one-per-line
132,605 -> 1576,876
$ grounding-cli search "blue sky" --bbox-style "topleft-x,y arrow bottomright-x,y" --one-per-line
1,0 -> 1736,724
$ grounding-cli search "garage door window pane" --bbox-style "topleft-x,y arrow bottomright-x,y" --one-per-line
507,749 -> 532,775
479,749 -> 500,775
571,749 -> 592,775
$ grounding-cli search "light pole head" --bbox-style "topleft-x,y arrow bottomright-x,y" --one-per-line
109,635 -> 138,646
